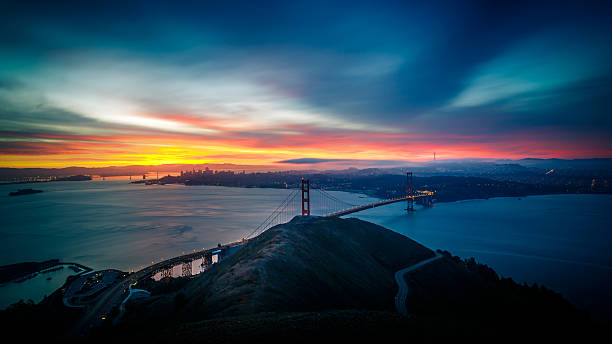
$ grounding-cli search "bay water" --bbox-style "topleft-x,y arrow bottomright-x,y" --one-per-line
1,180 -> 610,319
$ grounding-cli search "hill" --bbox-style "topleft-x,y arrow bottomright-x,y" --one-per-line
132,216 -> 435,322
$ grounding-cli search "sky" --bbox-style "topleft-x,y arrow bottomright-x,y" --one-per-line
1,0 -> 611,168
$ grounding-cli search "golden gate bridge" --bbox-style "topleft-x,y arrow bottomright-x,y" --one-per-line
244,172 -> 434,239
141,172 -> 433,280
66,173 -> 435,329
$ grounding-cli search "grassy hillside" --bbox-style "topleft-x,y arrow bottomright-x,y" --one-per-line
134,216 -> 435,322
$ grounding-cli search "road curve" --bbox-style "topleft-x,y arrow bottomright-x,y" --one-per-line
394,252 -> 443,315
65,241 -> 245,338
66,277 -> 132,338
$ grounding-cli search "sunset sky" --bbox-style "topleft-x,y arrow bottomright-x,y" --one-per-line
1,1 -> 611,168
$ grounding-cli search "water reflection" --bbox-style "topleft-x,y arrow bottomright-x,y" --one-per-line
0,180 -> 374,273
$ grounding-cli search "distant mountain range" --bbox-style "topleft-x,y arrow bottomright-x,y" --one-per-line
1,158 -> 611,180
0,163 -> 279,180
497,158 -> 612,170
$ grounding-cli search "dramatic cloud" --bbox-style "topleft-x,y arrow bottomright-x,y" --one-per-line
0,1 -> 611,168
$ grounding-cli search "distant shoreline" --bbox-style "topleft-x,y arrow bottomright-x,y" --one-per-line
3,176 -> 609,205
0,175 -> 92,186
132,179 -> 611,205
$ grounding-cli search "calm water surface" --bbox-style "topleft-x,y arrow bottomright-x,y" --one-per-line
0,180 -> 372,270
1,180 -> 610,319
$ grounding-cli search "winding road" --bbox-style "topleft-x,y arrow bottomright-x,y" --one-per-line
394,252 -> 443,315
65,276 -> 133,338
65,241 -> 245,338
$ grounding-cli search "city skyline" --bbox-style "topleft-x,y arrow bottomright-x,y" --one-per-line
1,1 -> 611,168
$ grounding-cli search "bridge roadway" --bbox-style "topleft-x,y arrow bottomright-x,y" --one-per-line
139,239 -> 246,277
66,239 -> 246,338
325,191 -> 434,217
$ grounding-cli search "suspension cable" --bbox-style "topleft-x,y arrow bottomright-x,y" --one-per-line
316,188 -> 357,208
244,189 -> 300,239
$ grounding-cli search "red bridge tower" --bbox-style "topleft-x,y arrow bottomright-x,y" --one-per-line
301,178 -> 310,216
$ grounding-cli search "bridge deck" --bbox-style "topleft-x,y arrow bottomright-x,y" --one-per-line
325,192 -> 433,217
138,240 -> 245,276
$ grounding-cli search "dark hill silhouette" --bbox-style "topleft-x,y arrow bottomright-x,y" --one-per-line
141,216 -> 435,320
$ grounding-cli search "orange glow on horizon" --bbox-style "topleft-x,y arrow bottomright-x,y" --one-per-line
1,127 -> 610,169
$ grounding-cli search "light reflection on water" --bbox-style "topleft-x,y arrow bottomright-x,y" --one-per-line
0,180 -> 376,273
